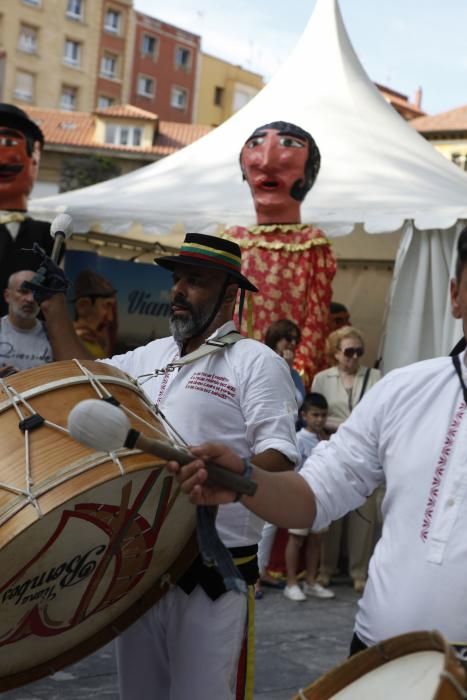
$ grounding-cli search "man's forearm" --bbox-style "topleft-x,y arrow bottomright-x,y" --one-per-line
170,442 -> 315,528
241,468 -> 316,529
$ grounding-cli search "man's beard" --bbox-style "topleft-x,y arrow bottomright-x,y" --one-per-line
10,299 -> 39,322
169,295 -> 218,346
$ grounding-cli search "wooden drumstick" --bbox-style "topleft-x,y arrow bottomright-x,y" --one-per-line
67,399 -> 257,497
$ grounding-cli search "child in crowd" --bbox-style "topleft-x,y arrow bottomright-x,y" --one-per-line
283,393 -> 335,601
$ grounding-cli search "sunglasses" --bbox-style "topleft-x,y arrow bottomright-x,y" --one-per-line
342,347 -> 364,358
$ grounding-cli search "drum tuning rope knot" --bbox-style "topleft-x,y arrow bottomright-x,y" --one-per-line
74,359 -> 172,447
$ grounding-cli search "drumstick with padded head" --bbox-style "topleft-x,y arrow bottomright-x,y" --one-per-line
67,399 -> 257,497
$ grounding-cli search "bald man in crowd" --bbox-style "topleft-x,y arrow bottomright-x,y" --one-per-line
0,270 -> 53,377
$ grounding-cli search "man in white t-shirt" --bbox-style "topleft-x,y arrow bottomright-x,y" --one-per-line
0,269 -> 52,376
42,232 -> 298,700
170,225 -> 467,659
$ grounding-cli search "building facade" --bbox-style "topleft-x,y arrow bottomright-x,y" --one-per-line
25,103 -> 211,198
411,106 -> 467,171
195,53 -> 264,126
95,0 -> 134,108
2,0 -> 101,112
130,12 -> 200,123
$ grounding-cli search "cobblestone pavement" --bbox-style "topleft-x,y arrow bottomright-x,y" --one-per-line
1,580 -> 358,699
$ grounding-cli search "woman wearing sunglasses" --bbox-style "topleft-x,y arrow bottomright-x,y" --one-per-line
311,326 -> 381,594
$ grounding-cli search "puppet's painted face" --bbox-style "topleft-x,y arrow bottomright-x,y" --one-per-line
0,127 -> 40,210
240,128 -> 309,223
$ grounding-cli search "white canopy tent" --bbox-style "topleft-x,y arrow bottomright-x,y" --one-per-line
31,0 -> 467,371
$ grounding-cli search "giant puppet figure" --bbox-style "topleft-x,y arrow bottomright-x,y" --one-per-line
223,121 -> 336,385
0,103 -> 55,315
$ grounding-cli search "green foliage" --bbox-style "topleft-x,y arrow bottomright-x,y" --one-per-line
59,155 -> 121,192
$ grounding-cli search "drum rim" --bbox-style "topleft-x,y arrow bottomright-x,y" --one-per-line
0,359 -> 198,691
0,530 -> 198,692
293,630 -> 466,700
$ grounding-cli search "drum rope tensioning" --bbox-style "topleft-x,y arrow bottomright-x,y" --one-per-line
0,360 -> 200,691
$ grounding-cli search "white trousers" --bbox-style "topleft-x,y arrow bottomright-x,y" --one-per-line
258,522 -> 277,573
116,584 -> 247,700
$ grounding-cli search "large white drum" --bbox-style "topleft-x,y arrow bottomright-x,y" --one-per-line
292,631 -> 467,700
0,360 -> 197,691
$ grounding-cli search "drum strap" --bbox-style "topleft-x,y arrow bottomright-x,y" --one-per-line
137,330 -> 249,596
172,331 -> 244,368
136,331 -> 244,386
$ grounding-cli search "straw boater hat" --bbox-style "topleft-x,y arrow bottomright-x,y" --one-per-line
155,233 -> 258,292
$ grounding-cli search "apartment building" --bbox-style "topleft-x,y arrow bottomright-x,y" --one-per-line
130,11 -> 200,123
0,0 -> 133,113
95,1 -> 134,108
195,53 -> 264,126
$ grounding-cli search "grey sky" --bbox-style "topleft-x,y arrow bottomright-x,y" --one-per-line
134,0 -> 467,116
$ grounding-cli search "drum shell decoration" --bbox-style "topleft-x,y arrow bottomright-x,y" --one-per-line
292,630 -> 467,700
0,360 -> 197,691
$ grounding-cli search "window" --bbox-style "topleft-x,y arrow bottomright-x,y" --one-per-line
214,86 -> 224,107
100,53 -> 117,79
14,71 -> 34,102
451,152 -> 467,172
175,46 -> 191,71
18,24 -> 38,54
171,86 -> 188,110
142,34 -> 157,58
60,85 -> 78,110
104,9 -> 120,34
66,0 -> 84,20
137,75 -> 155,98
233,88 -> 254,113
105,124 -> 143,147
64,39 -> 81,66
98,95 -> 114,108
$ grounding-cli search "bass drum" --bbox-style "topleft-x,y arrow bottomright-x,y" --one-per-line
292,630 -> 467,700
0,360 -> 197,691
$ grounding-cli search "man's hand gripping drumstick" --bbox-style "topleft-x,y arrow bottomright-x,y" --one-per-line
166,441 -> 318,530
67,399 -> 257,498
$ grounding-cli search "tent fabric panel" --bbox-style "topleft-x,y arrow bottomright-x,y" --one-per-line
382,223 -> 464,372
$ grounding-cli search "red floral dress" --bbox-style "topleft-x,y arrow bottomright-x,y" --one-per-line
223,224 -> 336,387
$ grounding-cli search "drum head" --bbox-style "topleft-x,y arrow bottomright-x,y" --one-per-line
294,631 -> 467,700
0,361 -> 198,690
332,651 -> 444,698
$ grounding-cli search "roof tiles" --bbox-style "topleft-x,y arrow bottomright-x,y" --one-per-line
24,106 -> 212,156
411,105 -> 467,133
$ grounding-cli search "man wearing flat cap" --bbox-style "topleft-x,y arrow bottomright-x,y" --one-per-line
42,232 -> 299,700
0,103 -> 56,315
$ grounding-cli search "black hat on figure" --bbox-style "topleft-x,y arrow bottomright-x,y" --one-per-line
0,103 -> 44,146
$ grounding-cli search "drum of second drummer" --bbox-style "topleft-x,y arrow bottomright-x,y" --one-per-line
292,630 -> 467,700
0,359 -> 198,691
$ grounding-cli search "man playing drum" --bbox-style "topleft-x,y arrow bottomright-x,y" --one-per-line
170,225 -> 467,660
41,233 -> 299,700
